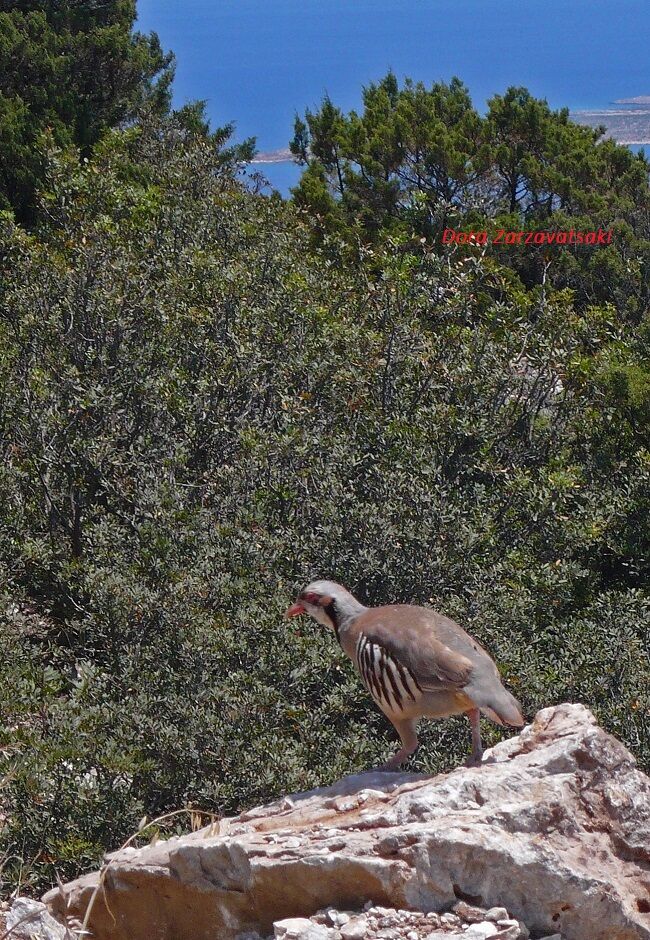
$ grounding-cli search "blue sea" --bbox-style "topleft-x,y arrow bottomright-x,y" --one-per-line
136,1 -> 650,193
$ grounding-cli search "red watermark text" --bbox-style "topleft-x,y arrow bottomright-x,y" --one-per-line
442,228 -> 612,246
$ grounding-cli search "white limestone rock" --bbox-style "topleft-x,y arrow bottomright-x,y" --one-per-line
5,899 -> 73,940
41,705 -> 650,940
464,923 -> 498,939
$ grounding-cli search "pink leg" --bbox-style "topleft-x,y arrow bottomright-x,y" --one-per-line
465,708 -> 483,767
378,718 -> 419,771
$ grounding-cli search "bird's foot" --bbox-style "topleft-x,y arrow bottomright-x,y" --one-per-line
464,751 -> 483,768
373,760 -> 403,772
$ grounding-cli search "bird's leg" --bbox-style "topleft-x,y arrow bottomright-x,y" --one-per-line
465,708 -> 483,767
377,718 -> 418,771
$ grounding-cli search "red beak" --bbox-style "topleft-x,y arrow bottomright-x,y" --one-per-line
286,602 -> 306,618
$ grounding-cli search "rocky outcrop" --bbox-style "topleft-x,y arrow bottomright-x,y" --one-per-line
36,704 -> 650,940
3,897 -> 74,939
266,900 -> 532,939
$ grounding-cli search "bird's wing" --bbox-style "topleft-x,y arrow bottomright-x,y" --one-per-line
354,605 -> 475,692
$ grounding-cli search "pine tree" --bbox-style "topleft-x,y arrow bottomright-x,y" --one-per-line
0,0 -> 174,222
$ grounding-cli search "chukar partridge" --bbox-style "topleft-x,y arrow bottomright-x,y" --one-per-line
286,580 -> 524,769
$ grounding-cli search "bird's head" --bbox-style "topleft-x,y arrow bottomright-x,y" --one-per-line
286,579 -> 366,632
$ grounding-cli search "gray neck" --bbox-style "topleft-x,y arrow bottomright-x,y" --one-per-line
327,595 -> 366,643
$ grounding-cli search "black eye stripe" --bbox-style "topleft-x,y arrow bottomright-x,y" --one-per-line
324,600 -> 340,641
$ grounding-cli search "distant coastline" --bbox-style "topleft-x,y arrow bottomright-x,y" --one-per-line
613,95 -> 650,106
571,105 -> 650,145
571,95 -> 650,145
251,147 -> 294,164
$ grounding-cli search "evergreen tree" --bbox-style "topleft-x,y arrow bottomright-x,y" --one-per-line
291,74 -> 650,315
0,0 -> 173,222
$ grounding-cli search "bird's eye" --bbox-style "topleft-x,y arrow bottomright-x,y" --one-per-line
303,591 -> 320,605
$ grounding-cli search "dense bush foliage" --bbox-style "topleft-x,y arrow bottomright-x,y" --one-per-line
0,105 -> 648,895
